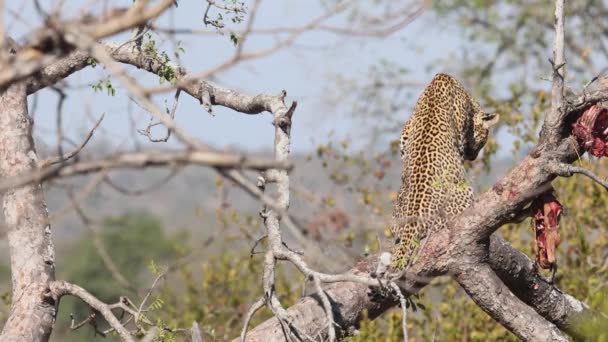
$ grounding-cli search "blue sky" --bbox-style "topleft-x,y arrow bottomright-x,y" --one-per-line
7,1 -> 477,154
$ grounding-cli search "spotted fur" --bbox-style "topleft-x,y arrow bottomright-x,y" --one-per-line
391,73 -> 499,268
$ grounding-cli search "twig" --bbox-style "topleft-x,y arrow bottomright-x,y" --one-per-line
250,234 -> 268,257
240,297 -> 265,342
191,321 -> 203,342
138,88 -> 181,142
41,113 -> 105,167
69,312 -> 96,331
313,276 -> 336,342
51,87 -> 66,161
390,282 -> 409,342
103,167 -> 181,196
136,271 -> 166,323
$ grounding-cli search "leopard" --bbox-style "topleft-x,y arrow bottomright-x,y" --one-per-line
390,73 -> 499,269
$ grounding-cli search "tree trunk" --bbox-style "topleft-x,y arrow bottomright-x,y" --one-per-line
0,80 -> 57,341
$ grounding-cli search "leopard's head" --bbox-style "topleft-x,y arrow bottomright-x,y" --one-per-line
464,100 -> 499,160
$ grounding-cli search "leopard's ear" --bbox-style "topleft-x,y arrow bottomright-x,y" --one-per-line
482,112 -> 499,129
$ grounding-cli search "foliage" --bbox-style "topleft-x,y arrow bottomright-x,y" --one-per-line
91,78 -> 116,96
317,2 -> 608,339
156,253 -> 300,341
9,1 -> 608,341
52,213 -> 179,341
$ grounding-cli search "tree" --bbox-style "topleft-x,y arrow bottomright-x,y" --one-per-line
0,0 -> 607,341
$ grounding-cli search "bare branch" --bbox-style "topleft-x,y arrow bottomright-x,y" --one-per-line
238,256 -> 402,341
103,168 -> 180,196
313,275 -> 336,342
240,297 -> 265,342
49,281 -> 134,342
541,0 -> 566,143
389,282 -> 409,342
545,162 -> 608,190
0,149 -> 292,193
138,89 -> 180,143
41,113 -> 104,167
191,322 -> 203,342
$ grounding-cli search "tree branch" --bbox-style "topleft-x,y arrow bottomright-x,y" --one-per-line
489,235 -> 608,340
541,0 -> 566,143
245,234 -> 604,341
0,149 -> 292,193
40,113 -> 104,167
0,0 -> 175,90
454,263 -> 567,341
544,162 -> 608,190
49,281 -> 134,342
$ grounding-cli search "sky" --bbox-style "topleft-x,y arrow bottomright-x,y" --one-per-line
6,1 -> 473,155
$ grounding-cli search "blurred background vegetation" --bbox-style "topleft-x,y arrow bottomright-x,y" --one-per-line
1,0 -> 608,341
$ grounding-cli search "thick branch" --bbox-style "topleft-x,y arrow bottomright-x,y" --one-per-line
489,235 -> 608,340
26,50 -> 90,95
0,0 -> 175,90
454,263 -> 567,341
246,234 -> 603,341
236,257 -> 400,341
27,42 -> 306,116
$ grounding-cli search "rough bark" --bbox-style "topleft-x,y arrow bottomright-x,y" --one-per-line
243,235 -> 601,341
454,263 -> 567,341
0,81 -> 57,341
489,235 -> 608,340
234,257 -> 398,341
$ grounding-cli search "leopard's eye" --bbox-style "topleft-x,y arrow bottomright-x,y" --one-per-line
482,112 -> 498,121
